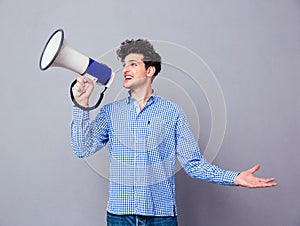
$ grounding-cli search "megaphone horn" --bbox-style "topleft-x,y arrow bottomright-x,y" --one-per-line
39,29 -> 115,110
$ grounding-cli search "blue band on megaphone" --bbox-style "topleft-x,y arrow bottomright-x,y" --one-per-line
84,58 -> 112,85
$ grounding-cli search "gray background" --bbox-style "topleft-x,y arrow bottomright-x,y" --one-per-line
0,0 -> 299,225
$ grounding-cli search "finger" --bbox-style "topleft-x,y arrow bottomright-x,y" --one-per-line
259,177 -> 276,183
83,75 -> 90,82
75,82 -> 85,92
257,177 -> 277,187
76,75 -> 83,81
72,79 -> 88,96
72,88 -> 82,97
84,75 -> 95,87
259,182 -> 278,187
77,76 -> 91,90
76,76 -> 88,87
72,85 -> 84,97
248,164 -> 260,174
83,75 -> 95,92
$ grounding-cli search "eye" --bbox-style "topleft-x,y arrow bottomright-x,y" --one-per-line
131,62 -> 137,66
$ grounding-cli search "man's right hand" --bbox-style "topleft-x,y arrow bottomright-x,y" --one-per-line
72,75 -> 94,107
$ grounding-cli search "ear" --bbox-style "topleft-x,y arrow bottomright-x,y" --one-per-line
146,66 -> 156,77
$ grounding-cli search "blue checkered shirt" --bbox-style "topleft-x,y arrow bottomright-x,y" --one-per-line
71,92 -> 239,216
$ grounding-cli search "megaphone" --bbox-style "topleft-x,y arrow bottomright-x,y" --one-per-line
39,29 -> 115,110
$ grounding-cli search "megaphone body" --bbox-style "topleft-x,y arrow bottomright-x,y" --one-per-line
39,29 -> 115,110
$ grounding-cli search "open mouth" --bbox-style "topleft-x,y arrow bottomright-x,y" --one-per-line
124,75 -> 133,80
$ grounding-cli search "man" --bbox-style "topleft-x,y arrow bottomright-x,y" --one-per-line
71,39 -> 277,226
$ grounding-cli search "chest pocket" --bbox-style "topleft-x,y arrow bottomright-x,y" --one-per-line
146,118 -> 167,150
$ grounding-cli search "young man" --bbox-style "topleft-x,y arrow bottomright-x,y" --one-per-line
71,39 -> 277,226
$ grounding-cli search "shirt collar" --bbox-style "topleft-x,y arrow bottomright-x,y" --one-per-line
126,90 -> 157,104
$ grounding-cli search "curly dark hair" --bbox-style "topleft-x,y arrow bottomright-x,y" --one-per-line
116,39 -> 162,77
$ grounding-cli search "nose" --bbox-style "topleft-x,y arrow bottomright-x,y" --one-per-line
123,64 -> 129,74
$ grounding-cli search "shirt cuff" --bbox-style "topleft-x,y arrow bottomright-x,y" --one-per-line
223,171 -> 240,186
72,106 -> 90,121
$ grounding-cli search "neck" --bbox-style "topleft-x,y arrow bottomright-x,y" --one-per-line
130,86 -> 153,109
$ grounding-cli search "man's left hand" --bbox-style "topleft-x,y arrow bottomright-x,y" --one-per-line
234,164 -> 277,188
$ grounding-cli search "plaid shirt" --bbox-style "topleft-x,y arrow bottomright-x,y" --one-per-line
71,92 -> 239,216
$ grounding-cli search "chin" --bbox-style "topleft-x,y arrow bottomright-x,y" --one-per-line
123,83 -> 130,89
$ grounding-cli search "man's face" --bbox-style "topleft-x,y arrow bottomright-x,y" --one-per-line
122,53 -> 150,90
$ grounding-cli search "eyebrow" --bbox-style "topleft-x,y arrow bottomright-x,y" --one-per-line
122,59 -> 143,66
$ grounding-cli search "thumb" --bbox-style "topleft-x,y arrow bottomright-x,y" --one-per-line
248,164 -> 260,174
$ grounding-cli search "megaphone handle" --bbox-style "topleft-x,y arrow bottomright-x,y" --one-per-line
70,79 -> 107,111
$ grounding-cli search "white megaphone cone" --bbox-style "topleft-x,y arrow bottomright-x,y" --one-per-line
39,29 -> 115,110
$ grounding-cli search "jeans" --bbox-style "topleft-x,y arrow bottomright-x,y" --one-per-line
106,212 -> 178,226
